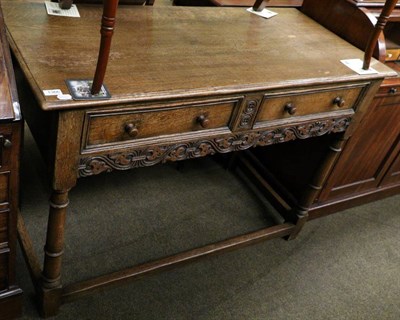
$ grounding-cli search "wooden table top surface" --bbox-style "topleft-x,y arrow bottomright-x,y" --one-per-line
2,1 -> 395,110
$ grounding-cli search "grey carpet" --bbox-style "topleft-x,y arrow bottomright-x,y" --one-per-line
16,128 -> 400,319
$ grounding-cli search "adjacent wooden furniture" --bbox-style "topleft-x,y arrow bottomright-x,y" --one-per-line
0,3 -> 22,320
243,0 -> 400,218
3,1 -> 394,317
310,0 -> 400,216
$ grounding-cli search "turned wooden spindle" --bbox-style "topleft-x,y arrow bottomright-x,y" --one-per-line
58,0 -> 73,9
91,0 -> 119,95
363,0 -> 398,70
252,0 -> 270,12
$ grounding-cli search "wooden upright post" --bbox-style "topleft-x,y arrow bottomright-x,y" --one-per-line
363,0 -> 398,70
91,0 -> 119,95
252,0 -> 270,12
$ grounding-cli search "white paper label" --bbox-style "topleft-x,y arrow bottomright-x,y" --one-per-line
341,59 -> 378,75
57,94 -> 72,100
45,1 -> 80,18
247,8 -> 278,19
43,89 -> 63,96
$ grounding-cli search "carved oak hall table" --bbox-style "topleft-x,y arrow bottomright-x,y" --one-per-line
2,1 -> 395,316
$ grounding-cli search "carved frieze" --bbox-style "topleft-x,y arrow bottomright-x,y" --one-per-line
78,117 -> 351,177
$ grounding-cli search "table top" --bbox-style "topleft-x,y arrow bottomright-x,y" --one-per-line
3,1 -> 395,111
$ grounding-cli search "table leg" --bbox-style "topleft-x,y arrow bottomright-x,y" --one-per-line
288,135 -> 347,240
38,189 -> 70,317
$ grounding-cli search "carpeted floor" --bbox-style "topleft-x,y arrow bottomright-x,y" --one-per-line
15,125 -> 400,319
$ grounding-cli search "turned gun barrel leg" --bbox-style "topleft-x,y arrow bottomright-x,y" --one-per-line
288,136 -> 347,240
39,189 -> 70,317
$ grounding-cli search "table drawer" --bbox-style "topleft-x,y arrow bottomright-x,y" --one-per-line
256,86 -> 363,124
83,99 -> 239,149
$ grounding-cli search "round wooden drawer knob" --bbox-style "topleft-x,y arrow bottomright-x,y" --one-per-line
333,97 -> 346,108
197,115 -> 210,128
284,103 -> 297,115
124,123 -> 139,138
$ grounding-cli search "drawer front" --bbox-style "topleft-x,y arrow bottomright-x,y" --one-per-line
84,99 -> 239,149
256,86 -> 363,124
377,84 -> 400,106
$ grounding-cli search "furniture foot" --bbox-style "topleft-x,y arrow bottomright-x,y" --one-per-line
287,135 -> 347,239
37,286 -> 63,318
286,208 -> 308,240
39,189 -> 69,317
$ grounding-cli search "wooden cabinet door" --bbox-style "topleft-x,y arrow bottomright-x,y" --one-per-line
380,143 -> 400,187
319,95 -> 400,201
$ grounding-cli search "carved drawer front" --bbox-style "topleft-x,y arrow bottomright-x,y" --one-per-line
83,99 -> 239,150
377,83 -> 400,105
255,86 -> 363,125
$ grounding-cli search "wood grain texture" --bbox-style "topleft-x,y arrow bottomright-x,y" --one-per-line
3,2 -> 394,111
0,2 -> 18,121
5,1 -> 393,317
175,0 -> 303,7
302,0 -> 387,62
0,2 -> 22,319
251,0 -> 400,216
363,0 -> 399,69
91,0 -> 119,94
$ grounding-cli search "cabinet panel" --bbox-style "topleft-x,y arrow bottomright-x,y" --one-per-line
0,252 -> 7,291
0,173 -> 9,205
0,211 -> 8,245
381,146 -> 400,186
320,94 -> 400,201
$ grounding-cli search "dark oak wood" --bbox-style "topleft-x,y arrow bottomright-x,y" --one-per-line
0,2 -> 23,319
253,0 -> 267,11
247,0 -> 400,218
363,0 -> 399,69
3,2 -> 393,317
310,1 -> 400,213
57,0 -> 154,11
302,0 -> 387,62
62,223 -> 295,302
91,0 -> 119,95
